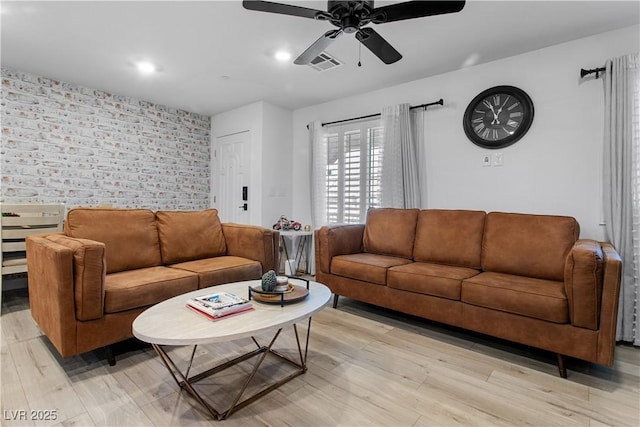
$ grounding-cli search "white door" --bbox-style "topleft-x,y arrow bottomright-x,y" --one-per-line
213,131 -> 250,224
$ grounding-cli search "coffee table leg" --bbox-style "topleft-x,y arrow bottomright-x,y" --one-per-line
224,328 -> 283,415
150,318 -> 315,421
270,317 -> 312,369
152,344 -> 222,419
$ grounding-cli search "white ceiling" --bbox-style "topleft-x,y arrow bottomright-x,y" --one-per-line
1,1 -> 638,116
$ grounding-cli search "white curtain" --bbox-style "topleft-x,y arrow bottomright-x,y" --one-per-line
308,120 -> 326,228
602,53 -> 640,344
380,103 -> 422,208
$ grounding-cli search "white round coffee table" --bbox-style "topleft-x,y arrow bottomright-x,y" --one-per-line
132,278 -> 331,420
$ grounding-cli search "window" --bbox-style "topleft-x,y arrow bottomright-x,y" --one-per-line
323,119 -> 383,224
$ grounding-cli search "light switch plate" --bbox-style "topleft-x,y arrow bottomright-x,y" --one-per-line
494,152 -> 504,166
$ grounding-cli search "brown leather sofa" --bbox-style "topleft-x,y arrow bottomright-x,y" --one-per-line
315,208 -> 622,377
26,207 -> 279,364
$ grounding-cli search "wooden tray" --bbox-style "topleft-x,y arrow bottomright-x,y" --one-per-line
249,284 -> 309,304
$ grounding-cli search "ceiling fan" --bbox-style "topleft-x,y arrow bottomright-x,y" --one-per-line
242,1 -> 466,65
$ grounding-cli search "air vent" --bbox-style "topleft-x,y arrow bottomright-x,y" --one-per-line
308,52 -> 343,72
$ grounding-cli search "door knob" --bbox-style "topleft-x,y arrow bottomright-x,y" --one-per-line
239,203 -> 248,211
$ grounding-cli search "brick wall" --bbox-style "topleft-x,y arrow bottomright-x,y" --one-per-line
1,67 -> 211,211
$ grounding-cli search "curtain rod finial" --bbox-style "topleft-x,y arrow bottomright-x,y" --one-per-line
581,66 -> 605,79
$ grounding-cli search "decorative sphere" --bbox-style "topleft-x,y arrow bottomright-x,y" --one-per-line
261,270 -> 277,291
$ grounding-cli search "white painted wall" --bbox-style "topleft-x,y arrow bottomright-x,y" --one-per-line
211,101 -> 292,228
262,102 -> 293,228
291,25 -> 639,241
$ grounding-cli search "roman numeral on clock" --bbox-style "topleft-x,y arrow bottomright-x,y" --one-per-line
507,102 -> 520,111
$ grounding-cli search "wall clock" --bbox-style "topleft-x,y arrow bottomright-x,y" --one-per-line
463,85 -> 534,149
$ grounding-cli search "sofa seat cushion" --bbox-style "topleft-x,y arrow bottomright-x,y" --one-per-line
331,253 -> 413,285
462,272 -> 569,323
388,262 -> 480,300
156,209 -> 227,264
170,256 -> 262,288
104,266 -> 198,314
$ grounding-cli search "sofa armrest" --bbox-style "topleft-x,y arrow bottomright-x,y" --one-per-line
26,234 -> 104,357
563,239 -> 623,363
26,234 -> 75,356
315,224 -> 365,274
596,242 -> 622,365
45,234 -> 107,321
222,223 -> 278,274
27,234 -> 107,322
564,239 -> 605,330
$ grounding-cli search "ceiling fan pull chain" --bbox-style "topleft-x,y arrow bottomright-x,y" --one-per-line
358,41 -> 362,67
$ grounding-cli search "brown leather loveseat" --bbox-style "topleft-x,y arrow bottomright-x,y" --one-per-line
315,208 -> 622,377
26,207 -> 279,364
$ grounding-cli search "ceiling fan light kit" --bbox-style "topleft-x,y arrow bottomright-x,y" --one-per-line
242,0 -> 466,65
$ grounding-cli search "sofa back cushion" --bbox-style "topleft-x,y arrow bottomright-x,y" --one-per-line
363,208 -> 419,259
65,208 -> 161,274
413,210 -> 486,268
156,209 -> 226,264
481,212 -> 579,281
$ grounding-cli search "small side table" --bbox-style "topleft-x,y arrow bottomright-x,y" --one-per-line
278,230 -> 313,275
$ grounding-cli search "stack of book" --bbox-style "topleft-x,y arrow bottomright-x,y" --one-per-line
186,291 -> 253,320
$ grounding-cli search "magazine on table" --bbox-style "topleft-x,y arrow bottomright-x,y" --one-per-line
186,291 -> 253,320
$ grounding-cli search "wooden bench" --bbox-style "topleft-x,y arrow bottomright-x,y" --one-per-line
1,203 -> 65,276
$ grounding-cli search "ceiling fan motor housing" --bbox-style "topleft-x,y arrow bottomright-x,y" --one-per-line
327,0 -> 375,14
341,16 -> 360,33
327,1 -> 375,32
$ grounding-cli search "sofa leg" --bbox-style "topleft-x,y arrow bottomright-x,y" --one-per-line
557,354 -> 567,378
332,294 -> 339,308
106,345 -> 116,366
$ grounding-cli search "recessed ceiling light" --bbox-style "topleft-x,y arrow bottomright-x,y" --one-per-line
136,61 -> 156,74
274,50 -> 292,62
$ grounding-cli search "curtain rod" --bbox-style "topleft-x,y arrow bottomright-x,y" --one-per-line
580,66 -> 605,79
320,98 -> 444,127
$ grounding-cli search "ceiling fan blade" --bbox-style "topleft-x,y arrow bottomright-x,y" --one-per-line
294,29 -> 343,65
242,0 -> 327,20
370,0 -> 466,23
355,27 -> 402,64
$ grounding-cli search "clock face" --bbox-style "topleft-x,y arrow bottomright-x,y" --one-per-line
463,86 -> 534,149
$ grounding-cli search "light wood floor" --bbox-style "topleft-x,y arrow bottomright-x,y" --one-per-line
1,286 -> 639,426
